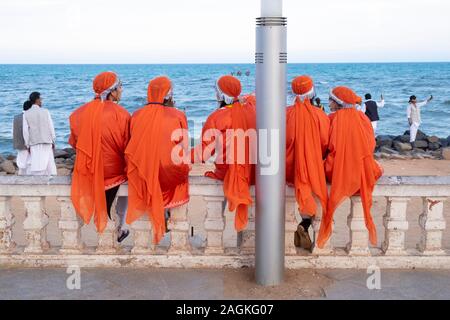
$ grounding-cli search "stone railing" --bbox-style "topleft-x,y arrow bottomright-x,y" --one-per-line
1,175 -> 450,269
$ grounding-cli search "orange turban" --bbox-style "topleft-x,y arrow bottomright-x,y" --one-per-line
147,76 -> 172,104
292,75 -> 315,100
329,86 -> 361,108
216,75 -> 242,105
71,71 -> 121,233
125,76 -> 173,244
93,72 -> 122,101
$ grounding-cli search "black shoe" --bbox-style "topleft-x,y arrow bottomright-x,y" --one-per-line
117,229 -> 130,243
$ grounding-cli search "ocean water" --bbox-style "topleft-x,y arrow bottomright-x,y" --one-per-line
1,63 -> 450,154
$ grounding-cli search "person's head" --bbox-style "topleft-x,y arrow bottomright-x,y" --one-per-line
315,97 -> 321,105
328,86 -> 361,111
365,93 -> 372,100
93,71 -> 123,102
292,75 -> 315,102
23,92 -> 41,110
215,75 -> 242,108
147,76 -> 173,106
409,95 -> 417,104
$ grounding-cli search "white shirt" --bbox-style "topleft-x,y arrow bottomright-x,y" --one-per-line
23,104 -> 56,148
407,100 -> 428,123
358,99 -> 385,114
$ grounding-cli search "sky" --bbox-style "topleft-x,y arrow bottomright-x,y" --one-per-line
0,0 -> 449,64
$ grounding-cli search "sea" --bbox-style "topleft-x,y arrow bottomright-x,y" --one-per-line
1,63 -> 450,155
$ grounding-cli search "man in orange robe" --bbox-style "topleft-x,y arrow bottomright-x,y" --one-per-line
317,86 -> 383,248
69,71 -> 131,243
191,75 -> 256,232
125,76 -> 191,244
286,75 -> 330,250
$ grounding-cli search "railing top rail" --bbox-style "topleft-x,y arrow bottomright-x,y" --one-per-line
1,175 -> 450,186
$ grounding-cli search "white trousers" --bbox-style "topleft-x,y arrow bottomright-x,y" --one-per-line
371,121 -> 378,136
410,122 -> 420,142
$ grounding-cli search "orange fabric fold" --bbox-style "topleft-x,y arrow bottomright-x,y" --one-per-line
70,71 -> 121,233
71,99 -> 108,233
290,97 -> 329,218
317,109 -> 383,248
125,77 -> 190,244
223,101 -> 253,231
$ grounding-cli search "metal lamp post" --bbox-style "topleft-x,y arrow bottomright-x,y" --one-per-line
255,0 -> 287,286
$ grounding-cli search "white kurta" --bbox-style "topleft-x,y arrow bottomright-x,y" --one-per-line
22,105 -> 57,176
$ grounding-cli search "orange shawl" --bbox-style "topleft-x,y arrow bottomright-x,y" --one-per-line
71,72 -> 120,233
291,97 -> 329,217
317,108 -> 382,248
125,76 -> 173,244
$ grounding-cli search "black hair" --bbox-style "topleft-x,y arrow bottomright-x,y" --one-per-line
409,95 -> 417,103
365,93 -> 372,100
24,92 -> 41,110
315,97 -> 321,104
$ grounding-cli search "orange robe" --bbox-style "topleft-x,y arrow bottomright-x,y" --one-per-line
317,109 -> 383,248
191,101 -> 256,231
286,98 -> 330,217
125,106 -> 190,244
69,100 -> 131,232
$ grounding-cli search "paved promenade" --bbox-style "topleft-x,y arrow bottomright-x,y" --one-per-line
1,267 -> 450,300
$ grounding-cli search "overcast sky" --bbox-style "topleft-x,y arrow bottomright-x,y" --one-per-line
1,0 -> 449,63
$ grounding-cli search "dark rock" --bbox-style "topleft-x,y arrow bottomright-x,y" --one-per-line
393,141 -> 412,152
6,154 -> 15,161
379,152 -> 391,159
0,160 -> 16,174
439,139 -> 449,148
412,140 -> 428,149
380,146 -> 399,155
428,142 -> 441,151
63,148 -> 76,156
53,149 -> 70,159
412,148 -> 426,154
404,129 -> 428,141
55,158 -> 65,164
394,135 -> 411,143
427,136 -> 440,143
376,135 -> 393,148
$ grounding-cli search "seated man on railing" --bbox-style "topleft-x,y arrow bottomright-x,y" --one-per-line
285,75 -> 330,251
317,86 -> 383,249
125,76 -> 191,245
69,71 -> 131,243
191,75 -> 256,233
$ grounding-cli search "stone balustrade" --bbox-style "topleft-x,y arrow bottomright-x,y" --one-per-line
1,175 -> 450,269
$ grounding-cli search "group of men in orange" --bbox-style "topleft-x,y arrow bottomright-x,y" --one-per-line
69,71 -> 382,250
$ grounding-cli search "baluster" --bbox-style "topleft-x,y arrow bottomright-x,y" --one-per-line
223,202 -> 238,249
346,197 -> 370,256
131,215 -> 154,254
285,196 -> 298,255
0,196 -> 15,253
58,197 -> 84,254
240,204 -> 255,255
168,205 -> 191,254
204,196 -> 225,255
96,209 -> 117,254
417,197 -> 447,255
382,197 -> 409,255
312,202 -> 334,255
22,196 -> 49,254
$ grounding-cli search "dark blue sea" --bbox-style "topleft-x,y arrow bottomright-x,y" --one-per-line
1,63 -> 449,154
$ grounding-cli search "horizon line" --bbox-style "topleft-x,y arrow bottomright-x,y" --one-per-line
1,61 -> 450,66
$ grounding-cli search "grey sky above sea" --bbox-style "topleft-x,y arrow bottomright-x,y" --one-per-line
1,0 -> 449,64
